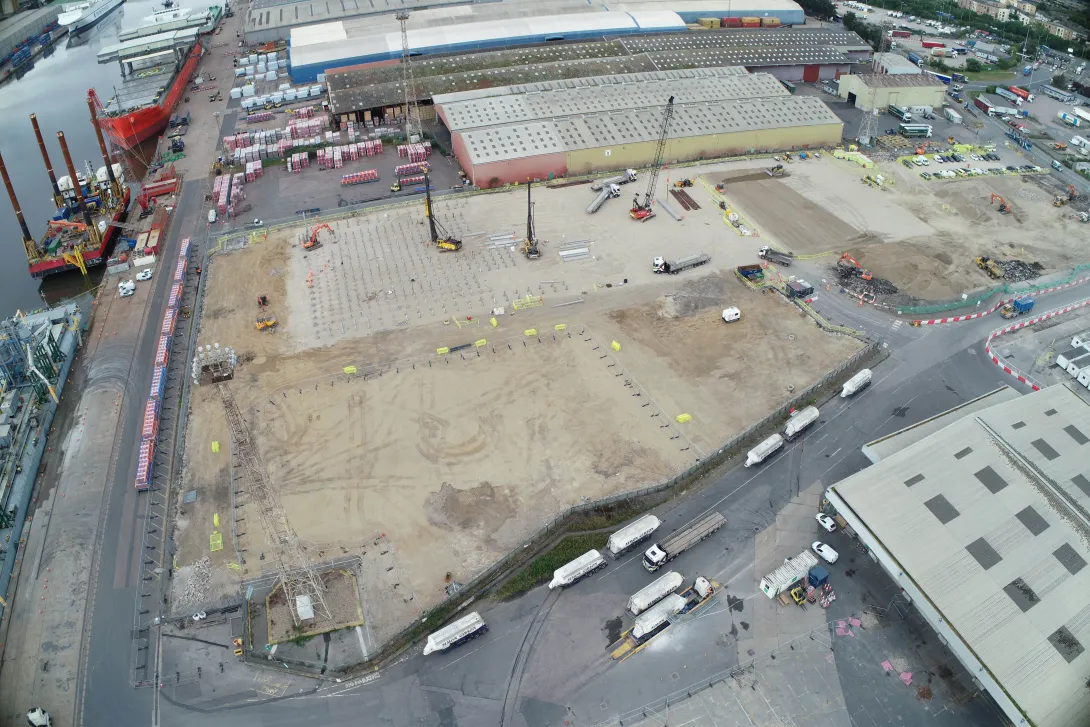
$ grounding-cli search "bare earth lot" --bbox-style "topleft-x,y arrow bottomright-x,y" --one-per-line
168,160 -> 867,637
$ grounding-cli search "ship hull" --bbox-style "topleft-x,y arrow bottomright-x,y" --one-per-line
100,42 -> 202,150
28,187 -> 132,279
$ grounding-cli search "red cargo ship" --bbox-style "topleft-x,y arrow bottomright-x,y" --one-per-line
93,41 -> 203,150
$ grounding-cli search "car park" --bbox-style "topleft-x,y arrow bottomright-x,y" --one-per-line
812,541 -> 839,564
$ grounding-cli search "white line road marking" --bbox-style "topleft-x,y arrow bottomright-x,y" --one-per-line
828,447 -> 841,458
355,625 -> 368,659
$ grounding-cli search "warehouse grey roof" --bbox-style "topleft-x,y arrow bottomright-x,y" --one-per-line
439,69 -> 769,128
457,95 -> 840,163
619,26 -> 870,52
852,73 -> 946,89
437,69 -> 785,130
831,384 -> 1090,727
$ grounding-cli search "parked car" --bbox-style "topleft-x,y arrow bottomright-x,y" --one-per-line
812,541 -> 839,564
816,514 -> 837,533
136,268 -> 153,281
118,279 -> 135,298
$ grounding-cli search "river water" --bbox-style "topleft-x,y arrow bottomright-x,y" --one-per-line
0,0 -> 188,310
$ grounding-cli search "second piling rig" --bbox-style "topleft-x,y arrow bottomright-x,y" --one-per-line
424,172 -> 462,251
631,96 -> 674,222
521,180 -> 539,259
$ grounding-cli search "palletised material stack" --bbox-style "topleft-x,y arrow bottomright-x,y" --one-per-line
246,111 -> 275,123
397,141 -> 432,162
213,174 -> 232,215
288,152 -> 310,173
228,173 -> 246,217
245,160 -> 264,182
341,170 -> 379,185
395,161 -> 429,176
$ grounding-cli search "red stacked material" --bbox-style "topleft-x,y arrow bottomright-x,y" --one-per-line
360,139 -> 382,156
134,438 -> 154,491
397,142 -> 431,161
398,174 -> 426,186
214,173 -> 232,215
395,161 -> 429,176
142,398 -> 160,439
246,111 -> 275,123
341,170 -> 379,185
294,106 -> 315,119
228,172 -> 246,216
154,334 -> 171,366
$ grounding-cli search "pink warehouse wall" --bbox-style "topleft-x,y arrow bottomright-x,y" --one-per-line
451,132 -> 568,187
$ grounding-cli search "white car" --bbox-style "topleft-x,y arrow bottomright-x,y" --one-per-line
118,280 -> 135,298
816,514 -> 837,533
812,541 -> 839,564
136,268 -> 153,281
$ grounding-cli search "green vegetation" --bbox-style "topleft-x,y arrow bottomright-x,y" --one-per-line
966,70 -> 1018,81
965,58 -> 983,72
494,532 -> 611,600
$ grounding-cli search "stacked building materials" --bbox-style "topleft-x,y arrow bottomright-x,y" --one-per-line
397,142 -> 432,161
245,160 -> 264,182
213,173 -> 232,215
288,152 -> 310,173
228,173 -> 246,217
341,170 -> 379,185
246,111 -> 275,123
395,161 -> 430,176
293,106 -> 315,119
398,173 -> 427,187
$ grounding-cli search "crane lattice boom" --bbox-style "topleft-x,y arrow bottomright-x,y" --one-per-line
632,96 -> 675,219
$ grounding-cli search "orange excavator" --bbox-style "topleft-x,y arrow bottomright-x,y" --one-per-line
990,193 -> 1010,215
303,223 -> 333,250
837,252 -> 872,281
47,219 -> 89,232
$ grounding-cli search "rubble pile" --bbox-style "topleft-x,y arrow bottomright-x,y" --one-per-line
998,259 -> 1043,282
833,267 -> 900,297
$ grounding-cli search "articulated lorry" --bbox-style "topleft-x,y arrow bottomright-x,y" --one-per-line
628,571 -> 684,615
586,184 -> 621,214
631,577 -> 714,640
653,253 -> 711,274
745,433 -> 784,467
643,512 -> 726,572
757,246 -> 793,266
591,169 -> 637,191
549,549 -> 607,588
608,514 -> 661,557
423,612 -> 488,655
759,550 -> 819,598
1000,298 -> 1034,319
840,368 -> 872,398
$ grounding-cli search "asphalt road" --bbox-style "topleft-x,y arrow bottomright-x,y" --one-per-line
75,181 -> 203,726
149,279 -> 1090,726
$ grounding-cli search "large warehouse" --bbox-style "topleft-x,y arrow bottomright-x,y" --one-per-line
326,28 -> 871,125
826,383 -> 1090,727
286,0 -> 810,82
838,72 -> 946,111
431,68 -> 844,186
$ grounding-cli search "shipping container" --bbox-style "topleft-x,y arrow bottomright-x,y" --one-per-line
722,16 -> 742,26
760,17 -> 780,26
921,40 -> 945,48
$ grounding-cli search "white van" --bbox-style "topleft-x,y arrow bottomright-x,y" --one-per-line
722,307 -> 741,323
208,208 -> 217,224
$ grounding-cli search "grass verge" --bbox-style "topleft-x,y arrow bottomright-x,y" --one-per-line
966,71 -> 1017,82
494,532 -> 611,601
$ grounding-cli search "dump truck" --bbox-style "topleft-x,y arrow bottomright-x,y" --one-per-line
1000,298 -> 1035,319
549,550 -> 606,588
783,405 -> 819,441
590,169 -> 637,191
627,571 -> 684,615
608,515 -> 661,557
653,253 -> 710,274
643,512 -> 726,572
757,246 -> 793,266
586,183 -> 621,214
745,433 -> 784,468
759,550 -> 819,598
840,368 -> 872,398
736,264 -> 765,281
975,256 -> 1004,279
423,612 -> 488,655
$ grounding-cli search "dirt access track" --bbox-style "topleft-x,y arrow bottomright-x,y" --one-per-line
717,157 -> 1085,304
170,163 -> 863,640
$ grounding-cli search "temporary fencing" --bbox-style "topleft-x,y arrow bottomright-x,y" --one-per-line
899,262 -> 1090,316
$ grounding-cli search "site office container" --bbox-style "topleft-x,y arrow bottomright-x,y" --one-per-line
761,17 -> 780,26
722,17 -> 742,26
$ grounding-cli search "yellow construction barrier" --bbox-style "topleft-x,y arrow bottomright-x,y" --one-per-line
210,532 -> 223,552
833,149 -> 875,168
214,513 -> 220,528
512,295 -> 544,310
611,341 -> 621,351
437,346 -> 450,355
490,317 -> 498,328
524,329 -> 538,337
554,324 -> 567,331
211,441 -> 219,453
676,413 -> 692,424
343,366 -> 358,375
454,316 -> 480,329
475,339 -> 487,348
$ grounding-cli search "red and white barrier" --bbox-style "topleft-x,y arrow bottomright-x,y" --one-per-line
910,274 -> 1090,326
983,296 -> 1090,391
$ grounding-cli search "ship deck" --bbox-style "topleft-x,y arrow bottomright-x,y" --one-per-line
104,61 -> 178,114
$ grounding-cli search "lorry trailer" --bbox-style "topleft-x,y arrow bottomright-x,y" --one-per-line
840,368 -> 872,398
549,549 -> 607,588
995,87 -> 1022,105
783,405 -> 819,441
591,169 -> 637,191
627,571 -> 684,615
1008,86 -> 1033,102
944,108 -> 962,124
586,184 -> 621,214
745,433 -> 784,467
423,612 -> 488,655
643,512 -> 726,572
653,253 -> 711,274
1058,112 -> 1081,127
757,246 -> 793,266
759,550 -> 819,598
607,514 -> 661,557
631,594 -> 686,640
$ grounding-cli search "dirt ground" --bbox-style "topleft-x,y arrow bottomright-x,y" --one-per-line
718,157 -> 1086,304
168,160 -> 868,634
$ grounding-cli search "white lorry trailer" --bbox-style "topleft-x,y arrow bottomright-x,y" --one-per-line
745,433 -> 784,467
631,594 -> 686,640
607,514 -> 661,557
944,108 -> 962,124
783,405 -> 819,441
643,512 -> 726,572
586,183 -> 621,214
422,612 -> 488,655
590,169 -> 637,191
549,549 -> 607,589
840,368 -> 873,398
627,571 -> 684,615
653,253 -> 711,274
758,550 -> 819,598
